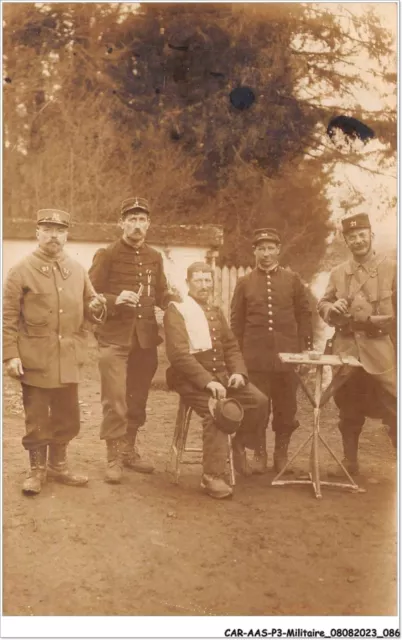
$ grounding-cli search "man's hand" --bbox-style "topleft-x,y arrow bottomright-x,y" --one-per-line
115,290 -> 141,307
206,381 -> 227,399
6,357 -> 24,379
331,298 -> 349,315
88,294 -> 106,314
228,373 -> 246,389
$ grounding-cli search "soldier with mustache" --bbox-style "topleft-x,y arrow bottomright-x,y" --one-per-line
318,213 -> 397,474
3,209 -> 106,495
89,197 -> 178,483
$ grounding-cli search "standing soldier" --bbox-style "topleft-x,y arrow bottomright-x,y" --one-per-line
3,209 -> 106,496
317,213 -> 397,473
89,197 -> 177,483
230,228 -> 314,474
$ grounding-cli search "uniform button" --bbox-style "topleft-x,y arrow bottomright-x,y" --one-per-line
138,314 -> 142,318
53,266 -> 57,271
59,309 -> 63,313
268,311 -> 273,315
212,368 -> 217,372
213,357 -> 217,361
213,337 -> 217,341
139,272 -> 142,276
212,328 -> 216,332
59,335 -> 62,339
207,307 -> 210,311
139,262 -> 143,266
268,319 -> 273,324
268,304 -> 272,308
210,316 -> 214,320
58,287 -> 63,292
135,251 -> 139,255
268,327 -> 273,332
138,303 -> 141,307
268,296 -> 272,300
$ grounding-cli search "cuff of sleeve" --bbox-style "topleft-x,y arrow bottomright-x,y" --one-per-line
200,373 -> 214,390
229,370 -> 248,383
105,294 -> 118,316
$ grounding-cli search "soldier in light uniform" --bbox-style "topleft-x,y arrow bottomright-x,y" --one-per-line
164,262 -> 269,499
317,213 -> 397,473
89,197 -> 178,483
3,209 -> 106,495
230,228 -> 314,474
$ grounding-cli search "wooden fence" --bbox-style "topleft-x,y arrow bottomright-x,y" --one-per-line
213,265 -> 252,320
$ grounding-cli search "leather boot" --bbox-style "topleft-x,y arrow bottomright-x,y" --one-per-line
105,438 -> 124,484
252,430 -> 268,475
47,443 -> 88,486
22,447 -> 47,496
273,432 -> 291,473
122,433 -> 154,474
232,436 -> 253,477
341,432 -> 359,475
200,474 -> 233,499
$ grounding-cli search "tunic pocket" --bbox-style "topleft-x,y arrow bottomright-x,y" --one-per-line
18,335 -> 49,371
23,292 -> 52,328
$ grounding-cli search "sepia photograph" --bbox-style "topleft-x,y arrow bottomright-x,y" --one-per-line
1,0 -> 398,633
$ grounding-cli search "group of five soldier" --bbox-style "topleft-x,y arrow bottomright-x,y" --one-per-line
3,199 -> 397,499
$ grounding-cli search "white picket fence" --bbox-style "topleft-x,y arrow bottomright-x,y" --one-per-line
213,265 -> 252,321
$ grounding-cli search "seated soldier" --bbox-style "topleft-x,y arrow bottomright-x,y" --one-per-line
163,261 -> 269,499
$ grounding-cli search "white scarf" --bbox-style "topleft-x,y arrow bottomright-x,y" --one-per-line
172,295 -> 212,354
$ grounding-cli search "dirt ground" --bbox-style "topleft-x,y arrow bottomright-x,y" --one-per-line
2,343 -> 398,617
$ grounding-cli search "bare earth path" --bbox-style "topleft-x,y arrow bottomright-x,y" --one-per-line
2,348 -> 397,617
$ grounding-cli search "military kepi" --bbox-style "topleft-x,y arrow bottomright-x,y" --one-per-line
37,209 -> 70,227
121,197 -> 150,217
341,213 -> 371,234
253,228 -> 281,246
208,397 -> 244,435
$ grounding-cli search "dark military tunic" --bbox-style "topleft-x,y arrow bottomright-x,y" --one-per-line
230,266 -> 313,372
164,300 -> 247,392
88,239 -> 171,347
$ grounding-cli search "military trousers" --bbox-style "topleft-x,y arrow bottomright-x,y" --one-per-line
21,383 -> 80,450
98,340 -> 158,441
248,371 -> 300,438
178,383 -> 269,477
334,367 -> 397,446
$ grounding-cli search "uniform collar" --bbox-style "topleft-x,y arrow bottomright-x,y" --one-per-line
256,263 -> 279,274
345,251 -> 381,275
188,293 -> 213,310
121,237 -> 147,251
29,249 -> 73,279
